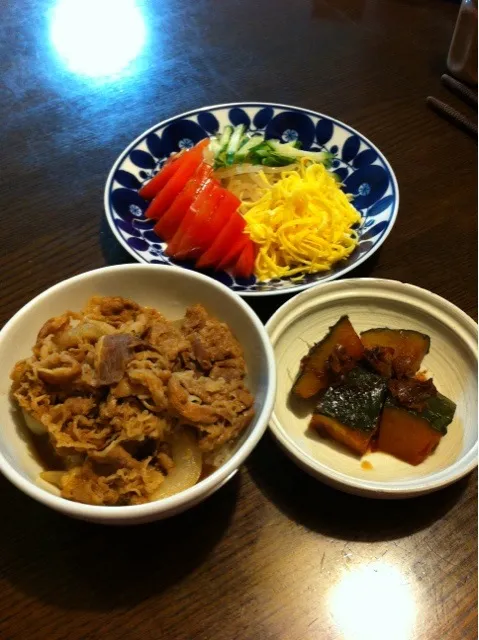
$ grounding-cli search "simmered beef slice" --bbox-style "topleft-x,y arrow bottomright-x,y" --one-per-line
167,370 -> 254,451
181,304 -> 246,376
387,377 -> 437,412
95,334 -> 142,385
83,296 -> 142,326
145,311 -> 191,365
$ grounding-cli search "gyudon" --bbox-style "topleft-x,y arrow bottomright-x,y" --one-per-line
10,296 -> 254,506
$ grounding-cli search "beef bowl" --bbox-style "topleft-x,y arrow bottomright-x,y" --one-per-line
0,265 -> 275,524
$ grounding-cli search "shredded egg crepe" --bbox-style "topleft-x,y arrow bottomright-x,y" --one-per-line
224,161 -> 362,282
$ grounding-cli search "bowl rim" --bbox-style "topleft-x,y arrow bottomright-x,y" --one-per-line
103,101 -> 400,297
0,264 -> 276,520
266,277 -> 478,497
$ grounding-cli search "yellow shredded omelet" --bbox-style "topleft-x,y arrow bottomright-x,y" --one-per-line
233,161 -> 362,282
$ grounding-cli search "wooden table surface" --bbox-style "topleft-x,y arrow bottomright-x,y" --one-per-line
0,1 -> 477,638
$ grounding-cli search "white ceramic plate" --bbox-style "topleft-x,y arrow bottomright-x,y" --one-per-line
104,102 -> 398,296
266,278 -> 478,498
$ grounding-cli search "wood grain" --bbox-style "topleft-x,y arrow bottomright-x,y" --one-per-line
0,0 -> 476,638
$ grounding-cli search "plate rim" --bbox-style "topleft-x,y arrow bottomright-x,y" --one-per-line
265,277 -> 478,498
104,101 -> 400,297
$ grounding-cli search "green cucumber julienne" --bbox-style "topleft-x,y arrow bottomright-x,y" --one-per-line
218,125 -> 233,150
210,124 -> 336,169
225,124 -> 246,164
234,135 -> 263,160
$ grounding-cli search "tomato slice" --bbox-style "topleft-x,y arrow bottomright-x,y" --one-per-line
165,179 -> 217,256
139,139 -> 209,201
173,186 -> 226,259
139,155 -> 181,201
232,239 -> 256,278
216,232 -> 250,271
145,142 -> 209,220
153,163 -> 212,241
195,198 -> 244,269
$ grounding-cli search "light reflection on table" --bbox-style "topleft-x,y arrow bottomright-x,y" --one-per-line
49,0 -> 146,79
328,560 -> 416,640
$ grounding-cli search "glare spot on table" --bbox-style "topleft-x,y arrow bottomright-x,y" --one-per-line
50,0 -> 146,79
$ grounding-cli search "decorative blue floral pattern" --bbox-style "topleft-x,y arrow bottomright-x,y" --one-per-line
253,107 -> 274,129
265,111 -> 315,149
105,103 -> 399,296
228,107 -> 251,128
197,111 -> 219,134
130,150 -> 156,169
282,129 -> 299,142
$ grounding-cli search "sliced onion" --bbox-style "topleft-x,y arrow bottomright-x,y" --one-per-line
202,145 -> 215,166
40,470 -> 65,489
152,429 -> 202,500
71,320 -> 116,340
56,320 -> 116,348
214,163 -> 298,180
22,409 -> 47,436
203,441 -> 235,469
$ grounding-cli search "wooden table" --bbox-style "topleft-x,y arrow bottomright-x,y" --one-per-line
0,1 -> 477,638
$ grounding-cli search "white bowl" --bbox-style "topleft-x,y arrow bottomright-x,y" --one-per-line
0,265 -> 276,524
266,278 -> 478,499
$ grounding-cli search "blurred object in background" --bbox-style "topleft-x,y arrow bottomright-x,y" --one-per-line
447,0 -> 478,86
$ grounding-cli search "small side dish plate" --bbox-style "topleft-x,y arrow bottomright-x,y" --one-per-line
104,102 -> 399,296
266,278 -> 478,498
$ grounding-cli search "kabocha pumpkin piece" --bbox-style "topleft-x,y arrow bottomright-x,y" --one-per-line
377,386 -> 456,465
360,328 -> 430,378
293,316 -> 364,398
310,367 -> 387,455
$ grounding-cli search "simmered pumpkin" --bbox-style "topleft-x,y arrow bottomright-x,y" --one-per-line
377,392 -> 456,465
293,315 -> 364,398
360,328 -> 430,377
310,367 -> 387,455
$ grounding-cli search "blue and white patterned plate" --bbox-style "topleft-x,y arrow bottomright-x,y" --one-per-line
104,103 -> 399,296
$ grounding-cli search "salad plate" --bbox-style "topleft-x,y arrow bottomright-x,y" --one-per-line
104,102 -> 399,296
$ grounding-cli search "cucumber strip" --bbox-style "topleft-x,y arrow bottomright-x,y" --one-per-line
261,154 -> 297,167
267,139 -> 334,165
213,126 -> 234,168
235,135 -> 263,160
226,124 -> 246,165
270,140 -> 296,152
252,148 -> 270,158
218,125 -> 233,152
208,138 -> 221,155
238,134 -> 254,150
280,141 -> 303,153
248,141 -> 273,159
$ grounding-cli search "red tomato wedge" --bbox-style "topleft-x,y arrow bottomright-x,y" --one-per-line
195,198 -> 244,269
216,233 -> 250,271
153,163 -> 212,241
165,179 -> 218,256
232,239 -> 256,278
139,139 -> 209,201
139,155 -> 181,201
145,142 -> 209,220
173,186 -> 226,259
